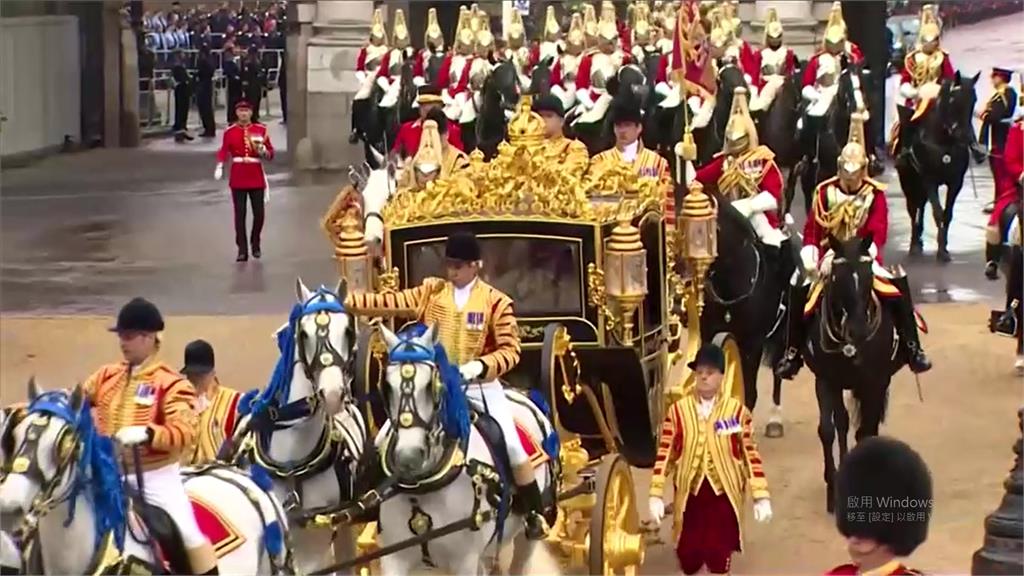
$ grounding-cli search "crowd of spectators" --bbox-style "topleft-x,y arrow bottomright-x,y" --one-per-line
142,1 -> 286,54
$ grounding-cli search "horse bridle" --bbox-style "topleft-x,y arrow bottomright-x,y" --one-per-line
385,340 -> 443,436
295,293 -> 356,397
819,263 -> 882,357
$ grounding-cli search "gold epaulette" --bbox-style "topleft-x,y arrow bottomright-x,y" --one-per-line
863,176 -> 887,192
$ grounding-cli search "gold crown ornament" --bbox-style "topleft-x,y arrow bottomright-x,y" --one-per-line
917,4 -> 941,45
369,7 -> 387,44
425,7 -> 444,50
823,1 -> 847,46
764,7 -> 783,43
391,9 -> 410,51
543,6 -> 562,42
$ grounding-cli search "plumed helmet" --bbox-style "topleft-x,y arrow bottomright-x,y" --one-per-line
583,4 -> 599,48
838,111 -> 868,178
835,437 -> 933,556
823,1 -> 847,48
764,7 -> 784,44
566,13 -> 586,55
543,6 -> 562,42
369,7 -> 387,45
723,86 -> 757,154
412,120 -> 444,176
917,4 -> 942,45
598,1 -> 619,41
455,7 -> 476,55
507,9 -> 526,49
391,8 -> 410,51
425,7 -> 444,51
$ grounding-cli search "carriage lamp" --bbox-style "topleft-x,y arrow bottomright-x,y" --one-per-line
604,214 -> 648,343
678,180 -> 717,317
332,208 -> 374,293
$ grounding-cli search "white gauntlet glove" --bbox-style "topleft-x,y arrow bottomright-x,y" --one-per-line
458,360 -> 486,382
214,163 -> 224,181
115,425 -> 151,446
753,498 -> 773,523
648,497 -> 666,524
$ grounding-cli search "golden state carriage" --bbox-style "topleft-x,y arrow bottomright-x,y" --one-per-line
321,95 -> 745,575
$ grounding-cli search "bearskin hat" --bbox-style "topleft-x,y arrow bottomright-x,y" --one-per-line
835,436 -> 933,557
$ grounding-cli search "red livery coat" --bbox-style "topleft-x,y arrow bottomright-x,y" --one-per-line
217,123 -> 273,190
802,44 -> 865,87
825,561 -> 922,575
755,47 -> 797,89
991,120 -> 1024,227
695,149 -> 783,228
803,176 -> 888,263
392,119 -> 465,158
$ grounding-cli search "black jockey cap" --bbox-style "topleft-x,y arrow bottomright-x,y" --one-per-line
445,231 -> 481,262
110,297 -> 165,333
426,108 -> 449,134
532,94 -> 566,118
610,97 -> 643,126
835,436 -> 933,556
417,85 -> 444,106
992,67 -> 1013,82
687,343 -> 726,373
181,339 -> 216,376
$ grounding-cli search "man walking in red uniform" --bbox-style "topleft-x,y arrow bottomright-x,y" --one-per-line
215,100 -> 274,262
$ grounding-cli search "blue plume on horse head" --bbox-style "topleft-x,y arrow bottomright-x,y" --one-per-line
26,387 -> 127,550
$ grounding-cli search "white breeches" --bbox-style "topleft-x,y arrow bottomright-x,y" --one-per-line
806,85 -> 838,117
750,213 -> 786,247
123,463 -> 210,549
443,91 -> 469,122
464,380 -> 529,467
751,75 -> 784,112
551,83 -> 577,111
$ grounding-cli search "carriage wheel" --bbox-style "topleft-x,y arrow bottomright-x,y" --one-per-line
711,332 -> 746,408
588,454 -> 645,576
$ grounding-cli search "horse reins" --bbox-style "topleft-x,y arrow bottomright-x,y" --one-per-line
818,280 -> 883,356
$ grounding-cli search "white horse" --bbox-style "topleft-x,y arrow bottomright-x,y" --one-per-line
374,323 -> 557,576
350,163 -> 399,248
0,383 -> 290,575
232,278 -> 367,574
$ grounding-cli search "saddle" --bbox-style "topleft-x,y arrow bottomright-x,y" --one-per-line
470,409 -> 555,518
126,492 -> 192,575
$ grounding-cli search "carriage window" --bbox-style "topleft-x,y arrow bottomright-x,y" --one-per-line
406,237 -> 584,316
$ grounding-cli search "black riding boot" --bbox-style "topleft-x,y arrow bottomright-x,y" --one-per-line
985,242 -> 1002,280
518,480 -> 550,540
775,283 -> 809,380
890,275 -> 932,373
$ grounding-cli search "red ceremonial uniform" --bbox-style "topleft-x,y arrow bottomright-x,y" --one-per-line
737,40 -> 760,85
802,44 -> 865,87
991,119 -> 1024,228
392,119 -> 464,158
437,53 -> 473,99
803,176 -> 888,263
755,47 -> 797,89
575,51 -> 632,100
898,50 -> 955,107
217,122 -> 273,189
825,561 -> 922,575
695,149 -> 784,228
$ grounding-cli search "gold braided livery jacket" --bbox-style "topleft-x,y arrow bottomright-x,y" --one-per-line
84,357 -> 197,471
649,393 -> 769,546
184,384 -> 241,466
345,277 -> 521,380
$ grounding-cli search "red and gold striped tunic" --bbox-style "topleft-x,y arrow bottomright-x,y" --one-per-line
345,277 -> 521,380
184,384 -> 241,466
650,393 -> 769,545
589,145 -> 674,226
84,357 -> 197,470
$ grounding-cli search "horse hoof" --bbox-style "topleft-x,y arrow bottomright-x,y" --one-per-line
909,244 -> 923,257
937,250 -> 952,263
765,422 -> 785,438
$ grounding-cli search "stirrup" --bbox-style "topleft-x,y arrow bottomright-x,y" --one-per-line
524,511 -> 550,540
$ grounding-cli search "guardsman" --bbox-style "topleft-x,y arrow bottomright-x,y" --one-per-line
751,8 -> 797,113
398,114 -> 470,190
826,437 -> 931,576
655,5 -> 717,129
802,2 -> 864,90
83,298 -> 218,575
537,6 -> 562,67
180,339 -> 246,466
505,9 -> 531,88
590,97 -> 675,225
648,343 -> 772,576
532,94 -> 590,176
981,67 -> 1019,235
582,3 -> 600,51
776,113 -> 932,379
439,7 -> 476,121
575,2 -> 628,114
354,8 -> 388,90
393,86 -> 464,159
215,100 -> 274,262
343,231 -> 550,540
711,2 -> 759,86
375,8 -> 412,109
897,5 -> 953,109
412,8 -> 445,88
630,2 -> 660,71
550,12 -> 587,111
992,117 -> 1024,372
696,87 -> 786,248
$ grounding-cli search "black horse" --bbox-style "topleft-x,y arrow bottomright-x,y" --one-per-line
804,234 -> 902,513
786,60 -> 867,216
528,56 -> 555,97
424,50 -> 446,88
896,72 -> 980,262
351,58 -> 417,169
699,189 -> 795,436
754,69 -> 803,180
466,59 -> 519,159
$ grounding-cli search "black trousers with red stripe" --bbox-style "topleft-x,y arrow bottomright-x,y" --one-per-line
231,188 -> 265,254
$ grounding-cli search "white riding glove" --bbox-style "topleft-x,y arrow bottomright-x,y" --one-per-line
753,498 -> 773,523
820,250 -> 836,277
648,497 -> 666,524
115,425 -> 151,446
214,163 -> 224,181
458,360 -> 486,382
732,198 -> 753,218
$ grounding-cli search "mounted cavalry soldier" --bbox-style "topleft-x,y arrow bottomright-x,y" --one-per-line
801,2 -> 864,91
775,112 -> 932,379
827,437 -> 932,575
648,343 -> 773,575
504,9 -> 532,89
82,297 -> 220,575
990,117 -> 1023,371
351,8 -> 388,145
575,2 -> 629,117
397,116 -> 469,190
893,4 -> 954,162
630,2 -> 660,72
980,67 -> 1019,238
344,231 -> 550,540
439,7 -> 476,122
707,3 -> 758,88
655,4 -> 716,130
537,6 -> 563,67
695,87 -> 785,248
750,8 -> 797,113
412,8 -> 446,88
550,13 -> 587,111
393,86 -> 464,159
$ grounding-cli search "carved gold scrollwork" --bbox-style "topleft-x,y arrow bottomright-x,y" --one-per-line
377,267 -> 399,293
586,263 -> 617,332
517,324 -> 546,339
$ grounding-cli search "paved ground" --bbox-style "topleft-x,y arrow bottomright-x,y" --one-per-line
1,14 -> 1021,576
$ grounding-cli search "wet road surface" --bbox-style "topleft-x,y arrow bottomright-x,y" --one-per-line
2,15 -> 1017,316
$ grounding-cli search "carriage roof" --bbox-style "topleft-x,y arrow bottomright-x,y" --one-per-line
381,95 -> 664,231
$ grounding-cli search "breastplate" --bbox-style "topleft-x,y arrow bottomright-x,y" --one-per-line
911,51 -> 944,86
590,53 -> 614,89
760,48 -> 785,76
450,55 -> 468,86
561,54 -> 580,81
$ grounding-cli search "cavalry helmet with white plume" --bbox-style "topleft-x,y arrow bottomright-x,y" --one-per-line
507,8 -> 526,50
391,8 -> 410,51
413,120 -> 444,179
475,10 -> 495,56
583,4 -> 599,48
369,7 -> 387,45
823,1 -> 848,51
723,86 -> 758,155
454,6 -> 476,55
764,7 -> 784,45
916,4 -> 942,47
633,2 -> 653,46
598,1 -> 619,42
543,6 -> 562,42
424,7 -> 444,51
838,111 -> 869,185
